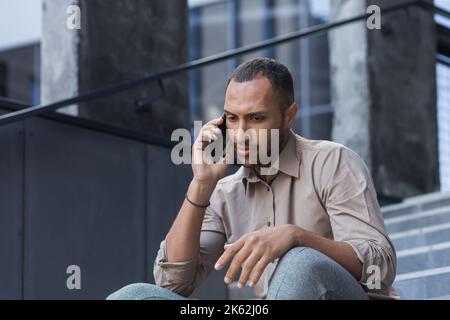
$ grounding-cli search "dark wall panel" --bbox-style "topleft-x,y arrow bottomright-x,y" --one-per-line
23,118 -> 147,299
0,112 -> 23,299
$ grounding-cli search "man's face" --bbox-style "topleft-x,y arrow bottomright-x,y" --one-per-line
223,76 -> 287,168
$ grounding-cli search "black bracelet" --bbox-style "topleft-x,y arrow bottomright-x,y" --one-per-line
185,193 -> 210,208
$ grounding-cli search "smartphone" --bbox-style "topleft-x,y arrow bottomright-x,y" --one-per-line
211,113 -> 227,158
218,113 -> 227,151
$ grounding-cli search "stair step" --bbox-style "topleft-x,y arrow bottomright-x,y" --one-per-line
385,206 -> 450,234
394,267 -> 450,299
381,192 -> 450,220
397,242 -> 450,274
390,222 -> 450,251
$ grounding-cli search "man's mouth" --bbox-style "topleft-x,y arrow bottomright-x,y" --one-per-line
237,148 -> 250,156
236,146 -> 257,157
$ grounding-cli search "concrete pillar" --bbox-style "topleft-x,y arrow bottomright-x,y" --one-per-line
329,0 -> 439,202
42,0 -> 189,136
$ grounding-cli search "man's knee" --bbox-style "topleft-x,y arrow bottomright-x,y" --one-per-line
106,283 -> 188,300
275,247 -> 332,287
267,247 -> 367,300
280,247 -> 338,280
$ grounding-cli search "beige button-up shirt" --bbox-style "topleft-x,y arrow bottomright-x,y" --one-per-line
154,129 -> 398,299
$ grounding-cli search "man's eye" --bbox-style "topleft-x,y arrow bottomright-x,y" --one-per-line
227,116 -> 237,122
253,116 -> 264,121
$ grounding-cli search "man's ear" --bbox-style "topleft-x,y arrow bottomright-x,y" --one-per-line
284,103 -> 298,128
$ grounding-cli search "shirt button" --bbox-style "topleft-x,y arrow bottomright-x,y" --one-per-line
267,221 -> 271,227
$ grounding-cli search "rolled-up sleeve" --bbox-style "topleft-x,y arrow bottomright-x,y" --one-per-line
320,146 -> 397,295
153,188 -> 227,297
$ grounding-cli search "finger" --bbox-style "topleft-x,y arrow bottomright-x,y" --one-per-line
193,130 -> 210,149
195,124 -> 216,140
205,123 -> 224,140
238,250 -> 263,288
203,123 -> 220,131
248,256 -> 272,288
211,126 -> 222,136
224,246 -> 252,285
203,127 -> 223,143
201,131 -> 217,143
215,239 -> 245,270
205,115 -> 225,127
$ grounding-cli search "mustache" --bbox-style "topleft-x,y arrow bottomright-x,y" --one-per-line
234,144 -> 258,149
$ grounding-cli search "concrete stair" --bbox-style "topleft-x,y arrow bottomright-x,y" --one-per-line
227,191 -> 450,299
383,191 -> 450,299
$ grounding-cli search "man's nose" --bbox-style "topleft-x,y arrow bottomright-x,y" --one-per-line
235,127 -> 257,146
237,120 -> 249,132
233,126 -> 248,145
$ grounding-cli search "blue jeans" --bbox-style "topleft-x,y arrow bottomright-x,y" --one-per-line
106,247 -> 368,300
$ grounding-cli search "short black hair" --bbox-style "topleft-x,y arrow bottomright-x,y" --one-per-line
227,57 -> 295,110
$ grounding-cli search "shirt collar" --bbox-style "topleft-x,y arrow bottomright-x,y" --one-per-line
237,129 -> 301,192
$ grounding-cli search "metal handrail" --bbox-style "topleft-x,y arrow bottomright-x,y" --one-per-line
0,96 -> 175,147
0,0 -> 447,127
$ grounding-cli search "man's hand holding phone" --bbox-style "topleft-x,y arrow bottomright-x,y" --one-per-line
192,114 -> 230,185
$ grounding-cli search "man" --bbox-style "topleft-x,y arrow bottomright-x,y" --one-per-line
108,57 -> 398,300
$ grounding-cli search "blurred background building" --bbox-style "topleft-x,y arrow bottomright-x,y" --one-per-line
0,0 -> 450,300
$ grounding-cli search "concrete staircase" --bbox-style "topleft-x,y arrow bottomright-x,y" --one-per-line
383,191 -> 450,300
227,191 -> 450,300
